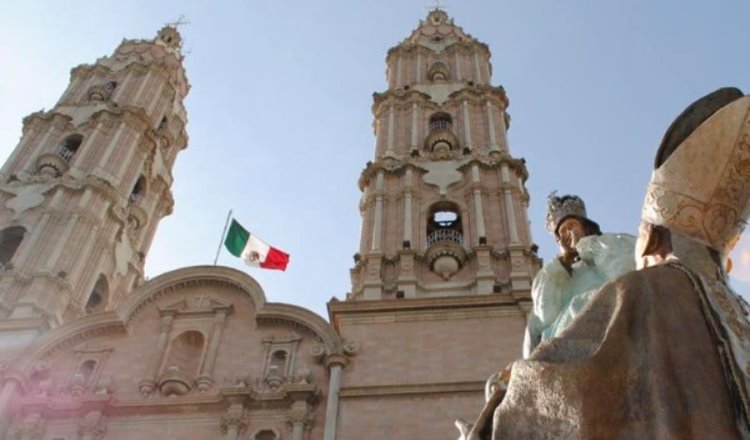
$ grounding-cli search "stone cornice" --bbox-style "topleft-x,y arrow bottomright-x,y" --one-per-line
448,84 -> 509,108
328,293 -> 523,328
339,380 -> 483,398
386,36 -> 490,62
358,152 -> 529,191
371,88 -> 433,113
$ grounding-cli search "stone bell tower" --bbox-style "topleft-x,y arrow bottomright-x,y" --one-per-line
349,8 -> 539,300
0,26 -> 189,348
328,10 -> 541,439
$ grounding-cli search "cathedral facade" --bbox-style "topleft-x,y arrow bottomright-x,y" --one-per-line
0,10 -> 538,440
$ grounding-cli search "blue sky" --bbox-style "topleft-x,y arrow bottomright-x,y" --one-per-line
1,1 -> 749,318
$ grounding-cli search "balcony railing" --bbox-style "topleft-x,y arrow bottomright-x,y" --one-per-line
427,229 -> 464,246
53,145 -> 75,162
429,120 -> 453,132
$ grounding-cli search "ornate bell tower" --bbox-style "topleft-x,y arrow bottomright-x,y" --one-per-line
350,9 -> 540,300
329,10 -> 541,439
0,26 -> 189,346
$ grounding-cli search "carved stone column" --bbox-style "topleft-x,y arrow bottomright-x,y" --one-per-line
371,171 -> 385,252
323,354 -> 348,440
486,101 -> 499,151
0,380 -> 21,438
77,411 -> 106,440
462,100 -> 473,150
9,412 -> 44,440
287,401 -> 313,440
500,165 -> 520,244
197,309 -> 228,392
139,312 -> 174,396
221,403 -> 248,440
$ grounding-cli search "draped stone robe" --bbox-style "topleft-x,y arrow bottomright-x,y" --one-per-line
473,262 -> 748,440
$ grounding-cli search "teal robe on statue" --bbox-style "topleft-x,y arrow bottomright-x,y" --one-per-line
523,233 -> 636,358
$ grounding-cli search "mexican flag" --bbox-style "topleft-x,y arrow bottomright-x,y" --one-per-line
224,219 -> 290,271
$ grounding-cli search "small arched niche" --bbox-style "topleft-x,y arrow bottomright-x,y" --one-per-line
268,350 -> 288,375
428,61 -> 450,82
0,226 -> 26,269
60,134 -> 83,161
165,330 -> 206,376
130,175 -> 146,204
78,359 -> 98,384
85,275 -> 108,314
254,430 -> 279,440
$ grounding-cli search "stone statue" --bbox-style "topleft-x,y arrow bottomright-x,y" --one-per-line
523,193 -> 635,357
457,87 -> 750,439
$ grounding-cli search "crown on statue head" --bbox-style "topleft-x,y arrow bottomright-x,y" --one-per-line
545,193 -> 588,234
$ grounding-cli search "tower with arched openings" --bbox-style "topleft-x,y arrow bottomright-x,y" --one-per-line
329,8 -> 541,436
0,26 -> 189,348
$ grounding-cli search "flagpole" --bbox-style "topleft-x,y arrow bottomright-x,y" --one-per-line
213,209 -> 233,265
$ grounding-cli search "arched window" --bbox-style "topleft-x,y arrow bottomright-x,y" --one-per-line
60,134 -> 83,162
86,275 -> 108,314
255,430 -> 278,440
0,226 -> 25,268
429,112 -> 453,132
130,175 -> 146,204
427,202 -> 463,246
165,331 -> 205,375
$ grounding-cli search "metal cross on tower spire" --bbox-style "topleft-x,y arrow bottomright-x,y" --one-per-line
165,14 -> 191,28
427,0 -> 449,11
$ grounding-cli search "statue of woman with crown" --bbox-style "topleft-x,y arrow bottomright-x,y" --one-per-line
457,88 -> 750,439
523,193 -> 636,358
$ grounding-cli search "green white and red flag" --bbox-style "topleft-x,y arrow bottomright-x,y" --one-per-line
223,219 -> 289,271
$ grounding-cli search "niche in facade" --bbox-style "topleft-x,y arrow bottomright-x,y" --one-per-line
85,275 -> 108,314
428,62 -> 450,82
0,226 -> 25,269
159,330 -> 206,397
425,113 -> 459,158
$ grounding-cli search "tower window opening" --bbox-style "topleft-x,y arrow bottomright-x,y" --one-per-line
158,116 -> 168,131
57,134 -> 83,162
0,226 -> 25,269
426,202 -> 463,246
434,211 -> 458,227
86,275 -> 108,314
429,113 -> 453,132
130,175 -> 146,204
255,430 -> 279,440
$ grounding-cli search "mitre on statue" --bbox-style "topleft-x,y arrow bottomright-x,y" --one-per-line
642,88 -> 750,256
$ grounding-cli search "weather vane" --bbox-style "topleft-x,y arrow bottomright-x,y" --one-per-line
165,14 -> 191,28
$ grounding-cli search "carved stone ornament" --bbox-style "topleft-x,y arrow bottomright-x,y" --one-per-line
642,94 -> 750,254
220,406 -> 248,435
78,410 -> 106,440
10,413 -> 45,440
342,340 -> 360,356
286,403 -> 313,430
